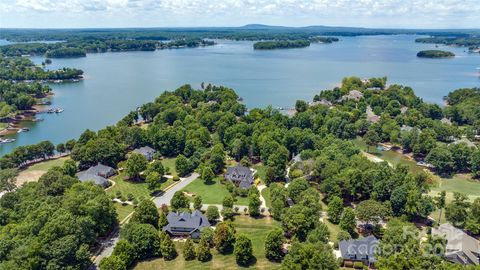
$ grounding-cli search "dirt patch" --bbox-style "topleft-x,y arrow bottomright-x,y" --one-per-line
16,170 -> 46,186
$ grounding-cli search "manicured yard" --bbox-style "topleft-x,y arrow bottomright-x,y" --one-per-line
134,215 -> 281,270
429,174 -> 480,202
182,177 -> 249,206
162,157 -> 178,177
113,202 -> 135,222
25,156 -> 70,172
107,173 -> 151,200
253,163 -> 267,183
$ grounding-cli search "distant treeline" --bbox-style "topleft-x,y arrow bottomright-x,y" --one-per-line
415,36 -> 480,51
0,39 -> 214,57
254,40 -> 311,50
0,56 -> 83,80
309,36 -> 339,43
416,50 -> 455,58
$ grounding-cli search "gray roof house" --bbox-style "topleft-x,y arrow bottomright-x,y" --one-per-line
366,105 -> 380,123
339,235 -> 379,266
225,164 -> 254,189
163,210 -> 210,239
132,146 -> 156,161
76,163 -> 116,188
432,223 -> 480,265
341,90 -> 364,102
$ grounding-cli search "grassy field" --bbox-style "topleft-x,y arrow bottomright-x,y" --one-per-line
182,177 -> 249,206
253,163 -> 267,183
162,158 -> 178,177
113,202 -> 135,222
16,156 -> 71,185
25,156 -> 70,172
429,174 -> 480,201
134,215 -> 281,270
106,172 -> 176,201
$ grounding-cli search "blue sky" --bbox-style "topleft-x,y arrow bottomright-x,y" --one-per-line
1,0 -> 479,29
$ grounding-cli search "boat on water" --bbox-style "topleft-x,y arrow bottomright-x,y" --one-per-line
17,128 -> 30,133
46,107 -> 64,113
32,118 -> 44,122
416,161 -> 434,168
0,138 -> 16,144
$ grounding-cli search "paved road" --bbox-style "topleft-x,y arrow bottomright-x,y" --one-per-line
91,172 -> 199,268
153,172 -> 199,207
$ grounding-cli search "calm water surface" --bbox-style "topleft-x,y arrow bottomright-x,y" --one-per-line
1,35 -> 479,155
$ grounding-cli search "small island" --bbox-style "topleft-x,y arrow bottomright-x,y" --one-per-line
416,50 -> 455,58
253,40 -> 311,50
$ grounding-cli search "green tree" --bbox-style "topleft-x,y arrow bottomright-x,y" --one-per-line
99,255 -> 126,270
446,192 -> 470,227
126,153 -> 148,180
295,100 -> 308,113
147,160 -> 165,176
434,191 -> 446,223
327,196 -> 343,224
0,168 -> 17,192
121,223 -> 161,259
130,199 -> 160,228
62,159 -> 77,176
234,234 -> 253,265
158,211 -> 168,228
426,146 -> 454,175
146,172 -> 161,191
248,193 -> 261,216
175,154 -> 191,177
213,222 -> 236,254
339,207 -> 356,236
112,240 -> 135,267
355,199 -> 389,226
281,242 -> 338,270
196,237 -> 212,262
364,129 -> 380,152
471,150 -> 480,178
306,223 -> 330,244
201,166 -> 215,183
287,178 -> 309,203
160,235 -> 177,260
56,143 -> 66,153
265,228 -> 285,261
193,195 -> 203,210
170,191 -> 189,210
183,238 -> 196,261
206,205 -> 220,223
223,194 -> 234,208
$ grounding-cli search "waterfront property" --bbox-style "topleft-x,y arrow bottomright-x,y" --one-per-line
163,210 -> 210,239
432,223 -> 480,265
76,163 -> 116,188
224,164 -> 254,189
339,235 -> 379,267
341,89 -> 364,102
132,146 -> 156,161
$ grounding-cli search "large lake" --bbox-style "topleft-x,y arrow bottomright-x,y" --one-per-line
1,35 -> 479,156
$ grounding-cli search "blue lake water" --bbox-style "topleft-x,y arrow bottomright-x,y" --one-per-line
1,35 -> 479,155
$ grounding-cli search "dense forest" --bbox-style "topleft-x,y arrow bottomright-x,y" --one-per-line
253,40 -> 311,50
416,36 -> 480,51
1,78 -> 479,269
417,50 -> 455,58
0,56 -> 83,81
0,81 -> 51,116
0,39 -> 214,57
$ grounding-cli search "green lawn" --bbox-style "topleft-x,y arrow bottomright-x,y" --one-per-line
182,177 -> 249,206
113,202 -> 135,222
134,215 -> 281,270
253,163 -> 267,183
24,156 -> 70,172
162,158 -> 178,177
0,123 -> 8,130
107,173 -> 152,201
429,174 -> 480,202
261,187 -> 271,208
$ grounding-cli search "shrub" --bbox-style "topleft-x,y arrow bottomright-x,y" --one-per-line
127,193 -> 134,201
353,261 -> 364,269
116,191 -> 122,198
344,261 -> 354,267
173,176 -> 180,181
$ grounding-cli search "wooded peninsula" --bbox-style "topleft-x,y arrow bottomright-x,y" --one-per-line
417,50 -> 455,58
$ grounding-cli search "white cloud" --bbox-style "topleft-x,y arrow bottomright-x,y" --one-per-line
1,0 -> 479,28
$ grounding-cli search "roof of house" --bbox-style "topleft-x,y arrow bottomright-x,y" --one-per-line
309,99 -> 332,107
225,164 -> 254,189
77,171 -> 109,187
342,90 -> 364,101
85,163 -> 115,176
432,223 -> 480,265
133,146 -> 156,156
339,235 -> 379,263
452,138 -> 477,149
366,106 -> 380,123
163,210 -> 210,234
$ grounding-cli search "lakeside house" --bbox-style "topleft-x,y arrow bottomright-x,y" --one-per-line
163,210 -> 210,239
339,235 -> 379,267
132,146 -> 156,161
224,164 -> 254,189
341,90 -> 364,102
366,105 -> 380,123
76,163 -> 116,188
432,223 -> 480,265
309,99 -> 333,107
